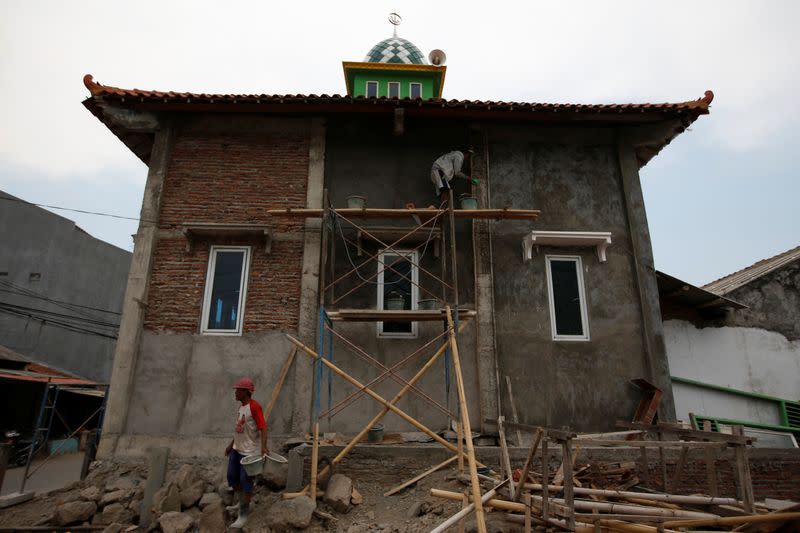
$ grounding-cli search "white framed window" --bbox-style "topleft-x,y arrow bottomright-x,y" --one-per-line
366,81 -> 379,98
377,249 -> 418,338
545,255 -> 590,341
201,246 -> 251,335
409,82 -> 422,99
388,81 -> 400,98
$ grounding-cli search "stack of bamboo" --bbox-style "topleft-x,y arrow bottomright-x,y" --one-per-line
427,422 -> 800,532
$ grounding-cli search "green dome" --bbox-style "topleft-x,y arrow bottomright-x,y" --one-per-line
364,37 -> 426,64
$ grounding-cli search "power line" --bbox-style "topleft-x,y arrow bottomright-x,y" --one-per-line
0,279 -> 120,322
0,306 -> 118,340
0,195 -> 154,223
0,286 -> 122,316
0,301 -> 120,329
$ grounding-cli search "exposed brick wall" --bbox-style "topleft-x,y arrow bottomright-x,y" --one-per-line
143,129 -> 309,333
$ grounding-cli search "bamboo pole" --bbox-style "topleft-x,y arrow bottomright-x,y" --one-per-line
310,422 -> 319,501
445,306 -> 486,533
383,455 -> 458,497
458,493 -> 468,533
562,438 -> 575,529
457,421 -> 464,474
514,428 -> 543,501
263,347 -> 296,421
438,489 -> 720,521
429,480 -> 508,533
662,512 -> 800,529
505,376 -> 524,447
541,437 -> 549,522
521,482 -> 741,506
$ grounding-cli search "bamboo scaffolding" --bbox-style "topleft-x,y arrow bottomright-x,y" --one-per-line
310,422 -> 319,501
429,480 -> 509,533
263,347 -> 296,421
445,306 -> 486,533
521,482 -> 741,506
661,512 -> 800,529
514,429 -> 543,501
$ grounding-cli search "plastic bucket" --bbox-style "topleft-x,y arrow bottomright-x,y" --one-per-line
417,299 -> 437,310
385,296 -> 405,310
459,196 -> 478,210
263,452 -> 288,478
240,454 -> 265,477
367,424 -> 384,443
347,195 -> 367,209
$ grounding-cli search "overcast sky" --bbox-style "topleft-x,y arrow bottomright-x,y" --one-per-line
1,1 -> 797,285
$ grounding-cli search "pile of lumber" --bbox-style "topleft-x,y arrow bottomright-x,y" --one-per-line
426,419 -> 800,532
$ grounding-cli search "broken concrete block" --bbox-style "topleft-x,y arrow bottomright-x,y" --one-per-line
199,492 -> 222,509
174,464 -> 198,491
323,473 -> 353,513
266,495 -> 316,532
153,483 -> 181,515
106,477 -> 135,492
158,511 -> 194,533
101,524 -> 126,533
100,489 -> 131,506
216,482 -> 234,506
80,486 -> 102,502
93,502 -> 134,526
198,501 -> 225,533
180,480 -> 205,508
55,501 -> 97,526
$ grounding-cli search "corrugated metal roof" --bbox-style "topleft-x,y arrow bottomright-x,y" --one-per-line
703,245 -> 800,296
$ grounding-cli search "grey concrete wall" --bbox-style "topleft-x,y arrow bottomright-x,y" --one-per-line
486,127 -> 654,430
0,190 -> 131,381
716,259 -> 800,341
123,330 -> 297,453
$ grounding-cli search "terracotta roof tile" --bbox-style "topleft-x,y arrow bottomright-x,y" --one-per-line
83,74 -> 713,115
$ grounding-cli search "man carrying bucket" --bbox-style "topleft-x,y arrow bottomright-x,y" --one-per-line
225,377 -> 268,528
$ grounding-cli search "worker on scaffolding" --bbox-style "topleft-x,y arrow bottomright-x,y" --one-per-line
225,377 -> 268,528
430,148 -> 473,203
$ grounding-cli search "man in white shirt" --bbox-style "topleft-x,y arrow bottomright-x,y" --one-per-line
430,148 -> 473,201
225,377 -> 268,528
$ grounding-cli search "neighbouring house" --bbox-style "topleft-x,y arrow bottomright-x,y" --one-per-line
658,246 -> 800,443
0,190 -> 131,382
82,28 -> 715,458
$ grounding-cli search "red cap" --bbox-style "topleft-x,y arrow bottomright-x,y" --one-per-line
233,377 -> 255,392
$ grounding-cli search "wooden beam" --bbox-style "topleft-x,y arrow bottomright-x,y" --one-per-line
513,428 -> 543,501
505,376 -> 524,447
310,422 -> 319,501
497,416 -> 516,499
702,420 -> 718,497
266,207 -> 540,220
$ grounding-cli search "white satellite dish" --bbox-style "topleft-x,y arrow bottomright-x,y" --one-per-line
428,49 -> 447,66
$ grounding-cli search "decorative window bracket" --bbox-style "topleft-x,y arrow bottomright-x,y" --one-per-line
522,231 -> 612,263
183,224 -> 272,255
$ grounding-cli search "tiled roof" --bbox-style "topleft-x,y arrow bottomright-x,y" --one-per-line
703,245 -> 800,295
82,75 -> 713,167
83,75 -> 713,116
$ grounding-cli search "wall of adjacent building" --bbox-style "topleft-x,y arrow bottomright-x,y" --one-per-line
665,319 -> 800,425
0,191 -> 130,382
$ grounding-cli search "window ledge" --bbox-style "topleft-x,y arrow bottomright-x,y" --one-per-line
183,224 -> 272,254
523,231 -> 612,263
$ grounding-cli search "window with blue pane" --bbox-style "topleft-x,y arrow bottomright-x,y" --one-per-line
201,246 -> 250,334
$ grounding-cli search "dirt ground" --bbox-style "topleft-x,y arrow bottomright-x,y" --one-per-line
0,451 -> 519,532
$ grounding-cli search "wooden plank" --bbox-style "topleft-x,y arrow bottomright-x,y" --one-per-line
266,207 -> 541,220
497,416 -> 516,499
702,420 -> 718,497
541,437 -> 549,522
310,422 -> 319,501
524,493 -> 532,533
618,420 -> 752,445
577,438 -> 726,448
505,376 -> 524,447
484,418 -> 575,441
670,445 -> 688,493
327,309 -> 476,322
562,439 -> 576,530
383,455 -> 458,497
263,347 -> 296,422
733,426 -> 755,513
446,306 -> 486,533
513,429 -> 543,501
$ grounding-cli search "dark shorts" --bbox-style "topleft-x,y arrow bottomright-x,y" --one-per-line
227,450 -> 255,493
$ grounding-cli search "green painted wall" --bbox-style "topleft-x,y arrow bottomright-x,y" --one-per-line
352,71 -> 436,99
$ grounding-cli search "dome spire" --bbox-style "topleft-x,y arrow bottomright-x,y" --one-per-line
389,12 -> 401,38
